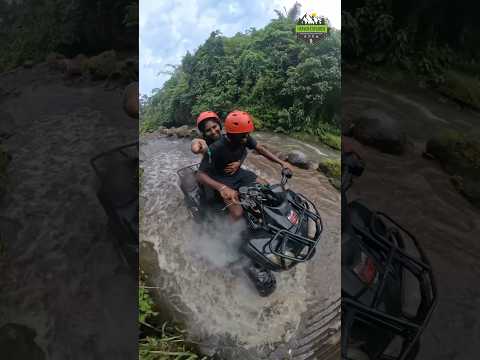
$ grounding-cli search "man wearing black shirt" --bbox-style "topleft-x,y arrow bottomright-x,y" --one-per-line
196,110 -> 292,221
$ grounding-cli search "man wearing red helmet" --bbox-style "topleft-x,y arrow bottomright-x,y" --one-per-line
191,111 -> 223,154
196,110 -> 293,221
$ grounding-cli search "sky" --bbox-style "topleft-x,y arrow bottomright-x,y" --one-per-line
139,0 -> 341,96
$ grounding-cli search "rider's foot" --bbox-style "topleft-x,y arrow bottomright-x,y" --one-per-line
246,264 -> 276,297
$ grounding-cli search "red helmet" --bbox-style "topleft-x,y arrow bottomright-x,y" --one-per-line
196,111 -> 220,128
224,110 -> 254,134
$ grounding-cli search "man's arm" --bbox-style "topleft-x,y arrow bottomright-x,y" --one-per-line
255,144 -> 292,170
196,171 -> 239,203
196,171 -> 225,192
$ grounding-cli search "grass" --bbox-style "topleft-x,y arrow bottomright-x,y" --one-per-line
351,62 -> 480,111
290,129 -> 341,151
317,131 -> 341,150
317,158 -> 341,190
438,70 -> 480,110
139,271 -> 207,360
318,158 -> 341,179
426,130 -> 480,176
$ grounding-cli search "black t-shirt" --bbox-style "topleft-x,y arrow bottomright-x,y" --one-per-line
204,135 -> 215,146
199,134 -> 257,176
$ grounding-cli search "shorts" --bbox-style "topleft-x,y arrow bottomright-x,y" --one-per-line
210,168 -> 257,190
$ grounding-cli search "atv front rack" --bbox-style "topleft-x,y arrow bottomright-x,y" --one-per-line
90,142 -> 139,179
176,163 -> 200,178
342,205 -> 437,360
268,193 -> 322,265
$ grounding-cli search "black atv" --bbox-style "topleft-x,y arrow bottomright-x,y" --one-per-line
90,142 -> 139,274
341,152 -> 437,360
177,164 -> 323,296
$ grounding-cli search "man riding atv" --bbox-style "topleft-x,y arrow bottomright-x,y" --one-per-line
195,110 -> 293,222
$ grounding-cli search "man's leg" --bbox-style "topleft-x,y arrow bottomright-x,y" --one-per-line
224,200 -> 243,222
211,174 -> 244,222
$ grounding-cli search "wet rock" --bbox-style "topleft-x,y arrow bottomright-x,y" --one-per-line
189,128 -> 199,138
318,159 -> 341,179
110,58 -> 138,84
46,52 -> 65,71
87,50 -> 117,80
0,323 -> 45,360
176,125 -> 190,138
351,109 -> 407,155
426,130 -> 480,178
428,131 -> 480,207
273,127 -> 287,134
64,54 -> 88,77
123,82 -> 139,118
287,150 -> 310,169
318,159 -> 341,191
308,160 -> 319,170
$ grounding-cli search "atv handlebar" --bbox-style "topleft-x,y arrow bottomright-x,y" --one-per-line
282,167 -> 293,178
281,167 -> 293,187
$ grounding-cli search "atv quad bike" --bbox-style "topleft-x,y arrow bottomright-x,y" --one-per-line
177,164 -> 323,296
90,142 -> 139,274
341,152 -> 437,360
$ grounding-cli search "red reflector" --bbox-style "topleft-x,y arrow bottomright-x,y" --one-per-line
354,254 -> 377,285
288,210 -> 299,224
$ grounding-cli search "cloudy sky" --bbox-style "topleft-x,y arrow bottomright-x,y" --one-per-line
139,0 -> 341,96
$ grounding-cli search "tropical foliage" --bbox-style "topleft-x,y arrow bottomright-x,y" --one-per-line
140,15 -> 341,144
0,0 -> 138,72
342,0 -> 480,108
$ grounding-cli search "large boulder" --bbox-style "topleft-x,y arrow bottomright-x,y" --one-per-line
110,58 -> 139,84
46,52 -> 66,71
426,130 -> 480,178
427,130 -> 480,206
318,159 -> 341,179
64,54 -> 88,77
287,150 -> 310,169
123,82 -> 139,119
175,125 -> 190,138
87,50 -> 117,80
350,109 -> 407,155
188,128 -> 199,138
165,128 -> 176,137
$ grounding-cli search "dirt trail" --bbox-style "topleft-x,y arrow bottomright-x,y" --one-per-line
0,64 -> 137,360
344,75 -> 480,360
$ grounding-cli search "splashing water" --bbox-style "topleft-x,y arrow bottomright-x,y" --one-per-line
140,136 -> 310,349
